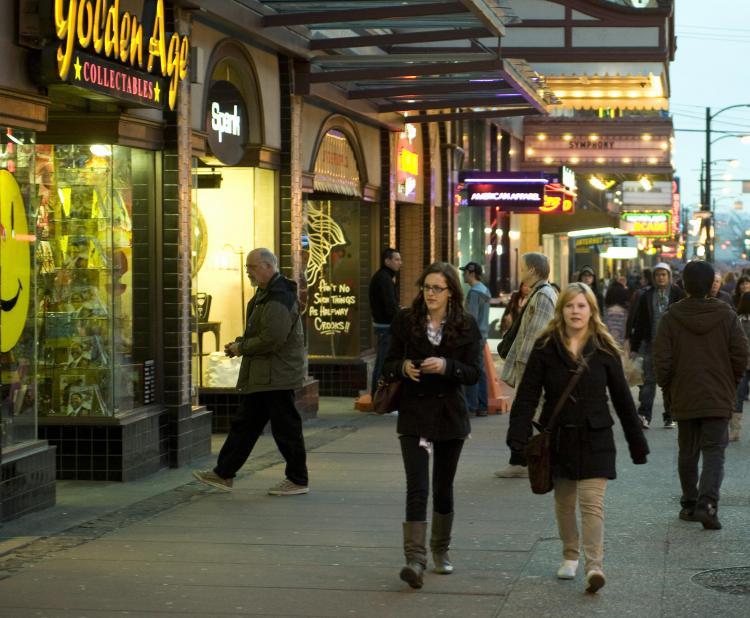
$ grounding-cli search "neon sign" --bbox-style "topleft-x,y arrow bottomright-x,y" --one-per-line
621,211 -> 671,237
45,0 -> 189,110
459,172 -> 576,214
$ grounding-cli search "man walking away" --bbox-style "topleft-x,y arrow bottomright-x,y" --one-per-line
461,262 -> 491,416
369,248 -> 402,395
629,263 -> 685,428
193,248 -> 309,496
495,252 -> 557,478
653,260 -> 748,529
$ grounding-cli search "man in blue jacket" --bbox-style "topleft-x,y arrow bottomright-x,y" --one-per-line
461,262 -> 490,416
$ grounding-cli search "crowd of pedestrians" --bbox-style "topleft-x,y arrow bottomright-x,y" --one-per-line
191,246 -> 750,597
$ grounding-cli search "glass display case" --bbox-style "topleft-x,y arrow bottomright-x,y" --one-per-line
34,144 -> 155,418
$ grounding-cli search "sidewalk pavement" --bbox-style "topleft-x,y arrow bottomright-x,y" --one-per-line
1,393 -> 749,617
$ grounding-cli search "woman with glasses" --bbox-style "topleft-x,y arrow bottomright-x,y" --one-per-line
382,262 -> 481,589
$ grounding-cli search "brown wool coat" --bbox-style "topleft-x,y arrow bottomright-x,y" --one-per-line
653,297 -> 748,420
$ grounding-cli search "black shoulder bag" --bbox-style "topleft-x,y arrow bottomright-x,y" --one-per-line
497,283 -> 549,359
526,354 -> 589,495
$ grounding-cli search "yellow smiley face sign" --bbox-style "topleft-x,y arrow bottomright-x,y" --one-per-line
0,170 -> 31,352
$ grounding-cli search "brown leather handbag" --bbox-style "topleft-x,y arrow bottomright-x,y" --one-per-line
372,378 -> 402,415
526,356 -> 589,494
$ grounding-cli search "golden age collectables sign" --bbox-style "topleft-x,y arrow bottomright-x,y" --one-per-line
40,0 -> 189,110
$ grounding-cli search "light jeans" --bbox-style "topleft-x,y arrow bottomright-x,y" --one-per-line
554,477 -> 608,573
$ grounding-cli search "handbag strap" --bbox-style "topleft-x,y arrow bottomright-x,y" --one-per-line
542,350 -> 592,433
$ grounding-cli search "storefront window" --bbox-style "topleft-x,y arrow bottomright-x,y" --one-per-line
34,144 -> 156,418
456,203 -> 487,267
0,127 -> 37,448
191,165 -> 276,390
303,199 -> 361,358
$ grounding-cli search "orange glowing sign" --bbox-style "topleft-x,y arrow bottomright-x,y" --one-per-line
540,183 -> 576,214
399,148 -> 419,176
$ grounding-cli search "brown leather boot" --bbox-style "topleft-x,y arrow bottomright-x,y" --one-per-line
400,521 -> 427,588
430,512 -> 454,574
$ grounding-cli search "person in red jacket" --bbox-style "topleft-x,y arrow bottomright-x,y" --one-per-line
653,260 -> 749,530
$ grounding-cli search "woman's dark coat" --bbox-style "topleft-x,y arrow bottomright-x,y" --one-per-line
507,335 -> 649,480
383,309 -> 481,441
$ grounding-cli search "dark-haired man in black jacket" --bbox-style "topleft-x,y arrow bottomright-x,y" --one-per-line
369,248 -> 402,395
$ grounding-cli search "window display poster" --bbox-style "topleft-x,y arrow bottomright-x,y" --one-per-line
304,200 -> 360,358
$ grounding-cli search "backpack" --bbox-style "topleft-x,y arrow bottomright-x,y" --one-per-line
497,283 -> 549,359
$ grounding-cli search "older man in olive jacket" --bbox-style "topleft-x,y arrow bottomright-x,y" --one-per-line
653,260 -> 748,530
193,248 -> 308,496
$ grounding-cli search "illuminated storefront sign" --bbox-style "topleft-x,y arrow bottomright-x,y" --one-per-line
460,172 -> 576,214
541,183 -> 576,214
205,81 -> 248,166
671,179 -> 681,236
461,172 -> 547,211
397,124 -> 420,202
41,0 -> 189,110
620,211 -> 672,237
314,130 -> 361,196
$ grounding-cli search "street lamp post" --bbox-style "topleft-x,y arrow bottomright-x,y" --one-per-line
704,104 -> 750,262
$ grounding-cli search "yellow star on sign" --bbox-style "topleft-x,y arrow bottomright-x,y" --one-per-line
153,81 -> 160,103
74,56 -> 82,80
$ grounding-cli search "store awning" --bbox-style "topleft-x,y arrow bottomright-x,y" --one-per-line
244,0 -> 557,122
364,0 -> 675,113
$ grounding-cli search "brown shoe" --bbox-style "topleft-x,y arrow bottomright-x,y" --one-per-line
192,469 -> 233,491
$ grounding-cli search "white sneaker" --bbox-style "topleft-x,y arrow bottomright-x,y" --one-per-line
639,415 -> 650,429
585,569 -> 606,593
556,560 -> 579,580
494,464 -> 528,478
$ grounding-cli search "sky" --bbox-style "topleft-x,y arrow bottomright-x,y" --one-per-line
671,1 -> 750,218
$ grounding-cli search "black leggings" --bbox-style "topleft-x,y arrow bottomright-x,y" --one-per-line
399,435 -> 464,521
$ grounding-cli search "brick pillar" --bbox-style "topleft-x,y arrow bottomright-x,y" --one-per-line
378,127 -> 393,251
278,56 -> 303,280
421,123 -> 432,266
162,9 -> 194,467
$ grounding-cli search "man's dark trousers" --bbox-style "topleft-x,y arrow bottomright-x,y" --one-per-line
371,324 -> 391,396
677,417 -> 728,507
215,389 -> 308,486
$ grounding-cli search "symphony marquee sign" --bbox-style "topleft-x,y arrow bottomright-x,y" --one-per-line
40,0 -> 189,110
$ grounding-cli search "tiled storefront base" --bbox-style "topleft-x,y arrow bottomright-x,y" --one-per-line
199,378 -> 319,434
1,441 -> 56,523
190,406 -> 212,458
308,356 -> 373,397
38,407 -> 172,482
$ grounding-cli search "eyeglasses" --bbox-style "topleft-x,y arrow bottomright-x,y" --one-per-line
421,285 -> 449,294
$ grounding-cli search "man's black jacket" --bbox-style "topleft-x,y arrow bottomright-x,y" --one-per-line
629,284 -> 685,351
369,266 -> 399,324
